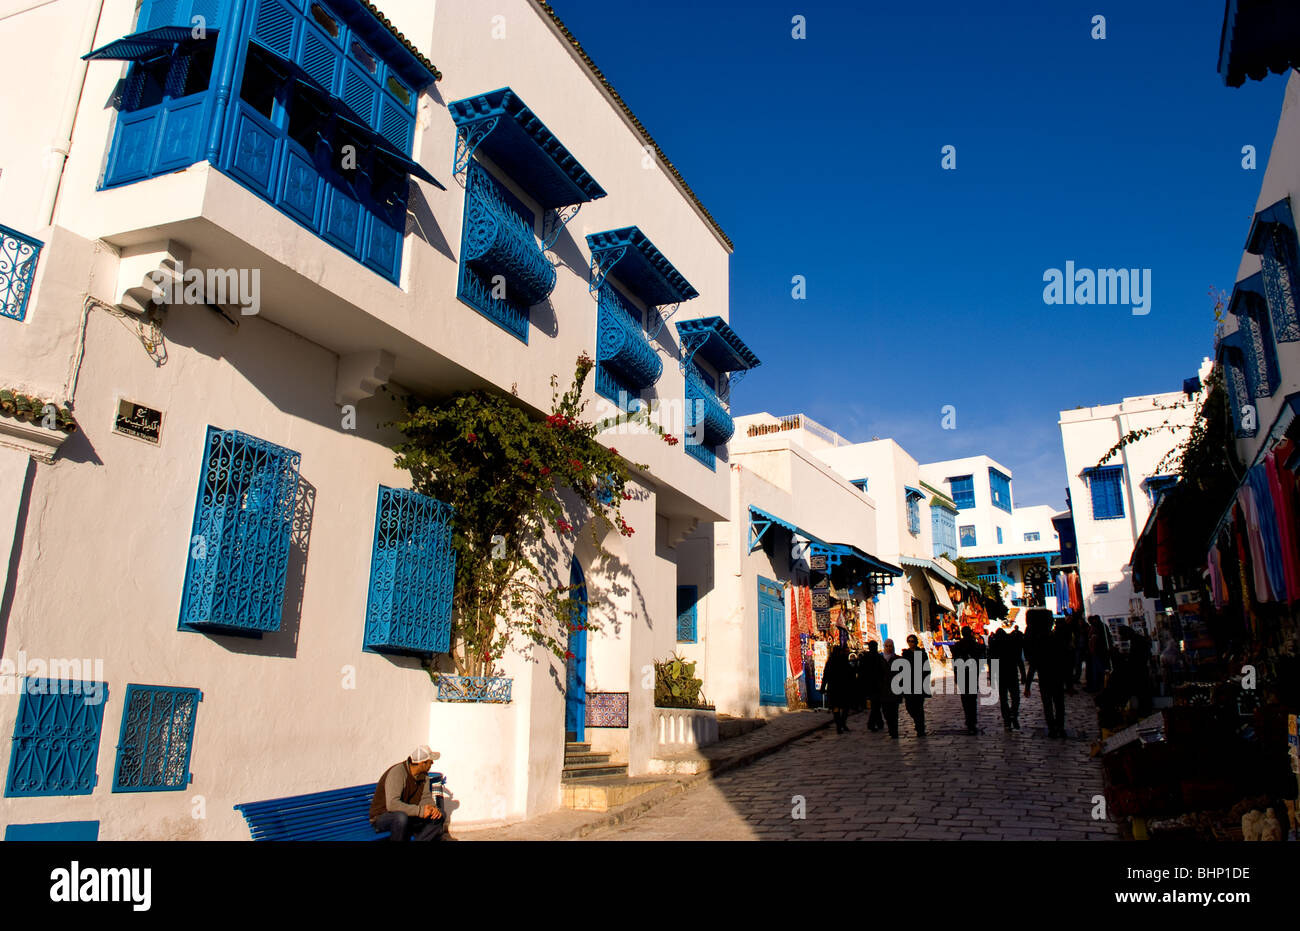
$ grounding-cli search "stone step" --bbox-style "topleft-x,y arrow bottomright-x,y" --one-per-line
564,742 -> 591,753
563,750 -> 613,765
561,761 -> 629,780
717,716 -> 767,740
561,776 -> 668,812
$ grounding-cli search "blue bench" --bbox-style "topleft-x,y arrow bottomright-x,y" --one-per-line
235,773 -> 445,841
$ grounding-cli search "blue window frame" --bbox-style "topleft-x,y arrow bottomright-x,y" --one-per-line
112,685 -> 201,792
364,485 -> 456,656
92,0 -> 435,285
1024,531 -> 1040,542
996,526 -> 1003,544
4,821 -> 100,841
949,475 -> 975,510
179,427 -> 301,634
851,478 -> 868,493
0,223 -> 43,321
1085,466 -> 1125,520
456,160 -> 549,342
5,679 -> 108,797
988,468 -> 1012,513
676,585 -> 698,643
594,283 -> 661,411
931,505 -> 956,557
959,525 -> 976,547
1145,475 -> 1178,506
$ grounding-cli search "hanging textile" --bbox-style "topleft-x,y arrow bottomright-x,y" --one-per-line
1266,442 -> 1300,603
1240,478 -> 1279,602
1069,570 -> 1082,613
797,585 -> 814,636
1235,510 -> 1259,639
788,587 -> 803,677
1155,509 -> 1173,578
1207,540 -> 1228,609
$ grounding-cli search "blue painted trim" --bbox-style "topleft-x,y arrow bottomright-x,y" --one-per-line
676,584 -> 698,643
0,223 -> 43,322
5,821 -> 100,841
586,226 -> 697,307
675,316 -> 761,372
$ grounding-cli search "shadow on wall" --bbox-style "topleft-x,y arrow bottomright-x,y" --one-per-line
0,457 -> 35,660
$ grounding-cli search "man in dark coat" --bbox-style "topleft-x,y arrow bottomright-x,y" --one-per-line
897,634 -> 931,737
879,638 -> 903,737
862,640 -> 886,731
950,625 -> 986,735
988,622 -> 1026,730
820,645 -> 854,734
1024,609 -> 1070,738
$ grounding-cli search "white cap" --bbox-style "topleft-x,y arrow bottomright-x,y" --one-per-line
409,745 -> 434,763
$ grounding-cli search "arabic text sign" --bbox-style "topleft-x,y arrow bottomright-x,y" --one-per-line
113,399 -> 163,445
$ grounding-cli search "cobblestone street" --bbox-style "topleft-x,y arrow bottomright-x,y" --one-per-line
583,683 -> 1122,840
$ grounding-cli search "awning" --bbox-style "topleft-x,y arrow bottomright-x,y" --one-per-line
926,572 -> 955,612
1219,0 -> 1300,87
676,316 -> 762,372
587,226 -> 697,307
746,505 -> 901,594
448,87 -> 606,209
896,555 -> 974,592
82,26 -> 215,62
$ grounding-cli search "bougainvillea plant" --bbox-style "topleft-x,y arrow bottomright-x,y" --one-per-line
389,354 -> 652,678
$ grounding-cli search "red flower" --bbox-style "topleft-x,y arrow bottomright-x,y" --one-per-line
569,458 -> 583,470
540,466 -> 551,476
564,650 -> 575,660
608,447 -> 618,455
557,520 -> 573,533
467,432 -> 477,443
621,491 -> 632,500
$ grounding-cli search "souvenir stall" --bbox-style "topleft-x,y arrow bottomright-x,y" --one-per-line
1115,429 -> 1300,840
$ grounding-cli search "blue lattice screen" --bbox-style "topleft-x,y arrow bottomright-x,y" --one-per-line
0,223 -> 42,321
595,284 -> 661,410
949,475 -> 975,509
364,486 -> 456,655
989,468 -> 1012,513
1087,466 -> 1125,520
179,427 -> 302,633
676,585 -> 698,643
112,685 -> 201,792
1262,221 -> 1300,343
931,506 -> 956,557
5,680 -> 108,797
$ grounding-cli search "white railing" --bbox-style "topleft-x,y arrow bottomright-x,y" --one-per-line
654,706 -> 718,750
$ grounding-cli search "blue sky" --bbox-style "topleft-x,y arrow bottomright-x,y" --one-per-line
552,0 -> 1286,509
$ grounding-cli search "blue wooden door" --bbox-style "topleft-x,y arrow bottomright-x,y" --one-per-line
565,558 -> 587,742
757,577 -> 786,705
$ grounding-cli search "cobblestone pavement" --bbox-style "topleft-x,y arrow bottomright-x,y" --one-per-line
583,683 -> 1122,840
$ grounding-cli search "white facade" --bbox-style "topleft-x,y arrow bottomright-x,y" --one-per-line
0,0 -> 751,838
1057,359 -> 1213,629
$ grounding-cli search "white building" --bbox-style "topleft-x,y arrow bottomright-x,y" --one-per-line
0,0 -> 759,838
681,413 -> 900,717
1057,359 -> 1213,633
917,456 -> 1061,614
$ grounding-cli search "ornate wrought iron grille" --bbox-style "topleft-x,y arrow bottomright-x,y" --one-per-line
0,223 -> 42,321
434,675 -> 511,703
112,685 -> 201,792
179,427 -> 302,632
364,486 -> 455,655
5,679 -> 108,797
595,284 -> 662,409
1262,223 -> 1300,343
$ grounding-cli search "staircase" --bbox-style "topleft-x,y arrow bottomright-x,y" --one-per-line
560,742 -> 665,812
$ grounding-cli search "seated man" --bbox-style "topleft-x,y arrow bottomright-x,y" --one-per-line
370,745 -> 445,841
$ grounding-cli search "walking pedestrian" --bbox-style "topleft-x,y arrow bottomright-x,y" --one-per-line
1024,608 -> 1069,738
988,621 -> 1026,730
1085,615 -> 1110,693
950,625 -> 986,735
898,633 -> 931,737
879,638 -> 903,738
862,640 -> 886,731
820,644 -> 853,734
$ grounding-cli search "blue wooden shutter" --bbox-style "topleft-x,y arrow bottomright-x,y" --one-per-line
179,427 -> 302,633
6,680 -> 108,797
676,585 -> 698,643
1087,467 -> 1125,520
364,486 -> 456,655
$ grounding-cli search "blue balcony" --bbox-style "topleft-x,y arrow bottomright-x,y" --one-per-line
87,0 -> 440,285
685,364 -> 734,447
595,285 -> 662,408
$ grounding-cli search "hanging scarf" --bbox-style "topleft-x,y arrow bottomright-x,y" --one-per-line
788,587 -> 803,677
1266,444 -> 1300,603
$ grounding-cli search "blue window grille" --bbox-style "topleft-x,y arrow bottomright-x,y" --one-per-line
1248,199 -> 1300,343
988,468 -> 1012,513
949,475 -> 975,509
179,427 -> 302,634
91,0 -> 436,285
0,223 -> 43,321
1217,331 -> 1258,438
5,679 -> 108,797
594,283 -> 661,411
996,526 -> 1003,544
112,685 -> 201,792
931,506 -> 956,557
684,363 -> 732,471
1231,277 -> 1282,402
851,478 -> 868,493
1024,531 -> 1040,542
456,160 -> 550,342
1085,466 -> 1125,520
364,485 -> 456,656
676,585 -> 698,643
905,490 -> 922,536
959,525 -> 976,547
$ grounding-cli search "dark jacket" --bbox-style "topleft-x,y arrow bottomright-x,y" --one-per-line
950,634 -> 987,694
370,761 -> 433,822
820,650 -> 853,710
989,628 -> 1026,681
894,647 -> 932,698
